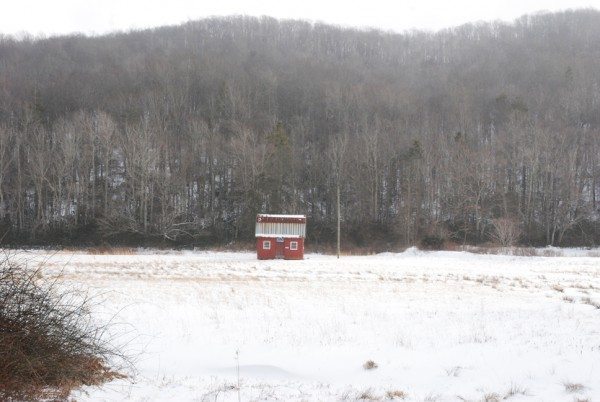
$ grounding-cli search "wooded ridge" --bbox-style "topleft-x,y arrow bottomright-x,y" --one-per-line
0,10 -> 599,247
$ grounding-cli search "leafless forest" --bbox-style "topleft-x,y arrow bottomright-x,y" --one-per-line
0,10 -> 599,247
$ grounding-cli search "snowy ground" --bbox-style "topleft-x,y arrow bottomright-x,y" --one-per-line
24,248 -> 600,401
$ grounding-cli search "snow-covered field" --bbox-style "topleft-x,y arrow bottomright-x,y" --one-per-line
28,249 -> 600,401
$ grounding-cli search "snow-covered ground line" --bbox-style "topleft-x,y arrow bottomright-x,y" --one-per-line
24,249 -> 600,401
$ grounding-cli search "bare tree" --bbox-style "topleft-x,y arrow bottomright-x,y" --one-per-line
491,218 -> 522,247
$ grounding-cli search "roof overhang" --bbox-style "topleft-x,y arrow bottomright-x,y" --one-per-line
256,214 -> 306,224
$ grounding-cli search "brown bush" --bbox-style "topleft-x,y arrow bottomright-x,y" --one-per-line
0,253 -> 127,401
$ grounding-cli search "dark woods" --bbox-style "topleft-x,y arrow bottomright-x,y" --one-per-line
0,10 -> 599,248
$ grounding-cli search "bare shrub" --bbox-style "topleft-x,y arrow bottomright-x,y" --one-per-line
490,218 -> 522,247
563,295 -> 575,303
0,253 -> 127,400
363,360 -> 378,370
552,284 -> 565,292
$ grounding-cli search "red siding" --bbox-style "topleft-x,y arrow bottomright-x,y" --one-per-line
256,236 -> 304,260
283,237 -> 304,260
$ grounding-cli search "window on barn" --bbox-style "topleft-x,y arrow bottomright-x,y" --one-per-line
263,240 -> 271,250
290,241 -> 298,250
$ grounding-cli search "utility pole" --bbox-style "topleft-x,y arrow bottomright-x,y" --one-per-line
337,179 -> 341,259
328,131 -> 347,260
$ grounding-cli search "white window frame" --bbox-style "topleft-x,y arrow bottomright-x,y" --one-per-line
290,241 -> 298,251
263,240 -> 271,250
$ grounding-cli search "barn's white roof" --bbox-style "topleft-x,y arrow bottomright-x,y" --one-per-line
255,215 -> 306,237
255,234 -> 303,238
257,214 -> 306,219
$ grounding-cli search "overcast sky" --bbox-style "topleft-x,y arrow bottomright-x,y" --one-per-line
2,0 -> 600,37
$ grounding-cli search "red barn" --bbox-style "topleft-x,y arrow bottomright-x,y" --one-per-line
255,214 -> 306,260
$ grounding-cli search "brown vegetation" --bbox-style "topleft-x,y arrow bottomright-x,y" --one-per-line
0,254 -> 126,400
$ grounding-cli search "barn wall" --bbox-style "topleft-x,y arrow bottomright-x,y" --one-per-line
283,238 -> 304,260
256,236 -> 304,259
256,236 -> 277,259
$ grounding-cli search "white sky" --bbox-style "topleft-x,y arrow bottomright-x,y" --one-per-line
2,0 -> 600,37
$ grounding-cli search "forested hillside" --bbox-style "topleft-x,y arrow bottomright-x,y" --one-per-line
1,10 -> 599,247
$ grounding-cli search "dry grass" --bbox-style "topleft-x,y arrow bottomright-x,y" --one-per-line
456,245 -> 581,257
513,247 -> 539,256
580,297 -> 600,309
363,360 -> 378,370
386,389 -> 407,399
481,393 -> 501,402
86,246 -> 137,255
458,246 -> 539,257
356,387 -> 380,400
206,242 -> 254,252
504,384 -> 528,398
552,284 -> 565,292
564,382 -> 586,393
477,384 -> 528,401
563,295 -> 575,303
445,366 -> 462,377
540,248 -> 563,257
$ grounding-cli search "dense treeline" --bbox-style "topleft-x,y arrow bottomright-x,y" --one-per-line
1,10 -> 600,247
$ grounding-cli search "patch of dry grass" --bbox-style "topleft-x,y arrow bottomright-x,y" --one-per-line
580,297 -> 600,309
445,366 -> 462,377
564,382 -> 586,393
386,389 -> 407,399
363,360 -> 378,370
481,393 -> 501,402
356,387 -> 380,400
504,384 -> 528,398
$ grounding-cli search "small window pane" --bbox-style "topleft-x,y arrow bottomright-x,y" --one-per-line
290,241 -> 298,250
263,240 -> 271,250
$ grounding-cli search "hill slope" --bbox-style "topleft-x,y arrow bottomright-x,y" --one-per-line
0,10 -> 599,246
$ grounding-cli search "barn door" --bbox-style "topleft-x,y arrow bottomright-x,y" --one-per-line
275,237 -> 284,259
